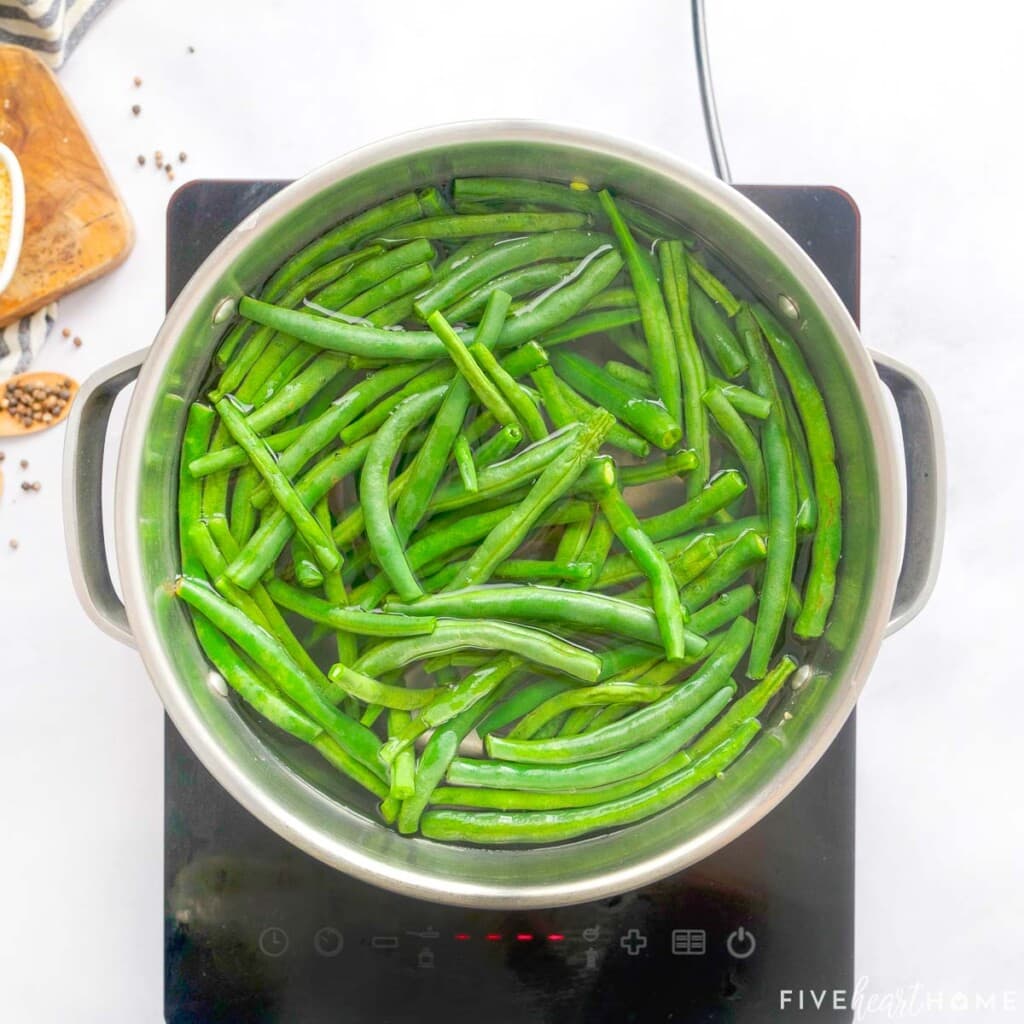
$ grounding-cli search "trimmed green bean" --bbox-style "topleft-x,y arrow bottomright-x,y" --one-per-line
360,386 -> 447,601
685,251 -> 741,317
475,424 -> 523,468
639,469 -> 748,543
469,340 -> 547,441
354,619 -> 602,683
315,239 -> 435,309
328,663 -> 434,710
600,486 -> 687,661
381,212 -> 589,241
691,288 -> 748,379
752,304 -> 841,638
598,190 -> 682,422
703,386 -> 767,509
734,305 -> 798,678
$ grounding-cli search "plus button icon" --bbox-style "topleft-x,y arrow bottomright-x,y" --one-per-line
619,928 -> 648,956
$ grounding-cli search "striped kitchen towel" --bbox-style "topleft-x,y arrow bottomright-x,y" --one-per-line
0,1 -> 110,380
0,0 -> 112,69
0,302 -> 57,378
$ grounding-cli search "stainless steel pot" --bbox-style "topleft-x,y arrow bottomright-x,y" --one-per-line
62,121 -> 944,908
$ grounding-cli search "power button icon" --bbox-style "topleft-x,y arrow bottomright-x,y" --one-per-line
725,926 -> 756,960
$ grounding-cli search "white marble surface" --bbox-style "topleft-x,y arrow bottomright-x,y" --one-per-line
1,1 -> 1021,1020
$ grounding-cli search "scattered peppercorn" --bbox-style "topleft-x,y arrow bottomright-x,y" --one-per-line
19,459 -> 28,469
137,154 -> 146,167
131,104 -> 141,116
20,480 -> 31,491
187,45 -> 195,53
179,151 -> 188,163
155,150 -> 164,169
73,336 -> 83,348
167,169 -> 176,182
61,327 -> 71,338
0,451 -> 5,462
133,75 -> 143,87
8,539 -> 18,550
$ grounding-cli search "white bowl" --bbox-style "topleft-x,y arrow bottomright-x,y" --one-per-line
0,142 -> 26,296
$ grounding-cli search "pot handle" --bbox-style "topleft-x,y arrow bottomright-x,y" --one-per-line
870,350 -> 945,635
62,348 -> 148,647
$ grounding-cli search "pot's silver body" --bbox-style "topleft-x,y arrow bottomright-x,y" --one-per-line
63,123 -> 944,908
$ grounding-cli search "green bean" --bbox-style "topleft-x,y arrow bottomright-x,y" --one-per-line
752,304 -> 841,637
581,287 -> 639,313
685,251 -> 741,317
354,619 -> 602,683
381,212 -> 590,241
777,381 -> 817,533
428,715 -> 759,843
415,230 -> 610,317
508,682 -> 670,740
688,656 -> 797,762
450,433 -> 477,491
708,375 -> 772,420
659,241 -> 710,497
688,585 -> 757,635
228,465 -> 259,546
314,239 -> 435,308
290,533 -> 323,588
388,586 -> 706,653
444,410 -> 614,590
360,386 -> 446,601
600,486 -> 687,661
427,308 -> 519,428
227,438 -> 372,588
703,386 -> 766,509
639,469 -> 748,543
537,308 -> 642,349
554,509 -> 590,565
612,329 -> 652,369
557,705 -> 603,737
679,530 -> 767,613
618,450 -> 699,487
485,615 -> 750,765
174,577 -> 385,777
596,529 -> 717,591
380,655 -> 521,764
604,359 -> 655,395
735,306 -> 798,677
387,710 -> 416,800
264,578 -> 437,638
447,683 -> 733,795
238,248 -> 622,359
691,288 -> 748,379
597,190 -> 681,422
469,341 -> 547,441
214,397 -> 339,574
498,560 -> 591,582
327,663 -> 434,710
550,350 -> 682,450
396,674 -> 518,835
443,261 -> 578,323
474,424 -> 522,468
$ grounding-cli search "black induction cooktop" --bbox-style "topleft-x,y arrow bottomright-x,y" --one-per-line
164,179 -> 859,1024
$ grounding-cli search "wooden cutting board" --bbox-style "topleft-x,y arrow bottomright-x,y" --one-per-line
0,44 -> 133,327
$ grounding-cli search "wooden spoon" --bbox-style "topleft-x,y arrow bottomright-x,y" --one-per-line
0,371 -> 79,436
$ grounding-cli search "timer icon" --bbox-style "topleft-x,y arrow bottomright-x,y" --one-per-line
725,926 -> 756,960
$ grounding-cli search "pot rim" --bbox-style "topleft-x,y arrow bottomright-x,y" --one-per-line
116,119 -> 902,907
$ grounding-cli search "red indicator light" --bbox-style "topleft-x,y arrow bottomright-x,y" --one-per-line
485,933 -> 502,941
547,934 -> 565,942
454,933 -> 471,941
516,933 -> 534,942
